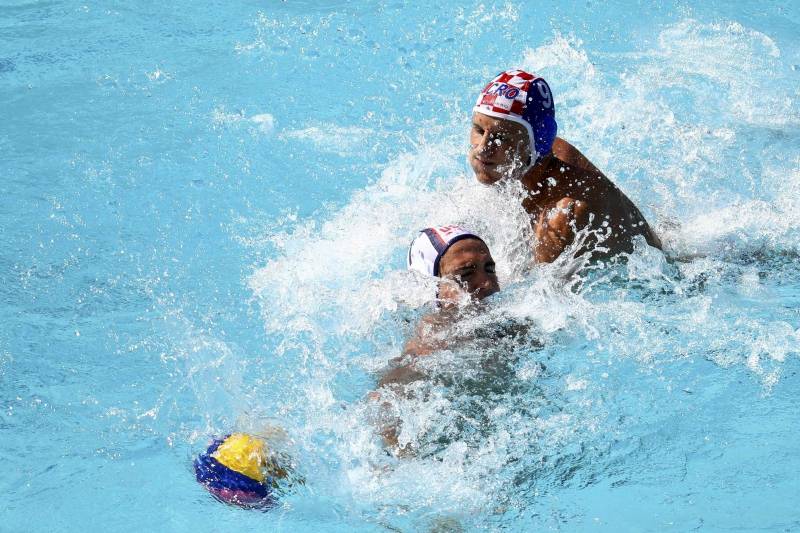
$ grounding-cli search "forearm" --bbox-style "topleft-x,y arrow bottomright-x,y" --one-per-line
367,377 -> 419,456
366,390 -> 401,449
534,198 -> 585,263
534,237 -> 567,263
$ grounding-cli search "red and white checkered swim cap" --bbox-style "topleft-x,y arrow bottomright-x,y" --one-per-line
473,69 -> 558,166
408,225 -> 485,278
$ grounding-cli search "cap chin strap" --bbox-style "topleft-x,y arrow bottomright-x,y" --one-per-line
519,152 -> 537,175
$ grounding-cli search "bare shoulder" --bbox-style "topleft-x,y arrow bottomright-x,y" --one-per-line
552,137 -> 602,174
379,314 -> 444,389
541,140 -> 662,254
384,308 -> 461,387
377,361 -> 426,389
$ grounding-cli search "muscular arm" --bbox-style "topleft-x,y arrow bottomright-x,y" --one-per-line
540,139 -> 662,256
398,308 -> 460,358
534,197 -> 590,263
529,139 -> 599,263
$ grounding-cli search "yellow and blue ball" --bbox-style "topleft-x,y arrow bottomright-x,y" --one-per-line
194,433 -> 284,508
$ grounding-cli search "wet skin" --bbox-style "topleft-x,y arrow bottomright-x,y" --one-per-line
370,238 -> 500,452
436,238 -> 500,305
393,237 -> 499,365
371,239 -> 499,388
469,112 -> 661,263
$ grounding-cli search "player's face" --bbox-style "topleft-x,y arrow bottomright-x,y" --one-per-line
438,238 -> 499,304
468,112 -> 531,185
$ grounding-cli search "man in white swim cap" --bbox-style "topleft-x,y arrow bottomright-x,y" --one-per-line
381,225 -> 499,368
406,224 -> 499,306
369,225 -> 500,453
470,69 -> 662,263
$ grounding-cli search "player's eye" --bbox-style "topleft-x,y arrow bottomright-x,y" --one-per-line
456,266 -> 476,279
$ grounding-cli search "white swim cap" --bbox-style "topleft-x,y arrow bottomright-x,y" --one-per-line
407,225 -> 485,277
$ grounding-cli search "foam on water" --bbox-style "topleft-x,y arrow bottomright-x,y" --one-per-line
236,17 -> 800,528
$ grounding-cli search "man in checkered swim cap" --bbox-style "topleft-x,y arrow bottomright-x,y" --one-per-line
470,69 -> 661,263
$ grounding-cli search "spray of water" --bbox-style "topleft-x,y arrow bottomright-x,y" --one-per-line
187,15 -> 799,528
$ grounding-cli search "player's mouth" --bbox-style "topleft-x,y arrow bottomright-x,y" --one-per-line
472,155 -> 498,170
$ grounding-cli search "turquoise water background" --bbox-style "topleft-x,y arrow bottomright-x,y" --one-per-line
2,1 -> 799,531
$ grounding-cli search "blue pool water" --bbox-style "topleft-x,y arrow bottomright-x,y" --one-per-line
2,1 -> 800,531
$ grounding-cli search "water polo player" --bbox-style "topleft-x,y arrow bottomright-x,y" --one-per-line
369,225 -> 502,452
469,69 -> 661,262
408,224 -> 499,309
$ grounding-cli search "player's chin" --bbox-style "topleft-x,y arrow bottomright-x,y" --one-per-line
471,162 -> 503,185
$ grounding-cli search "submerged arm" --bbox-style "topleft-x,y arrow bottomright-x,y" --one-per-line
367,311 -> 453,454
